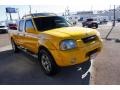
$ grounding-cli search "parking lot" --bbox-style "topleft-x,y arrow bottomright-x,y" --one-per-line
93,22 -> 120,84
0,22 -> 120,84
0,33 -> 90,85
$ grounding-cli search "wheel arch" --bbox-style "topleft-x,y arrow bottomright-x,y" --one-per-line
38,45 -> 59,68
38,45 -> 56,62
38,45 -> 51,53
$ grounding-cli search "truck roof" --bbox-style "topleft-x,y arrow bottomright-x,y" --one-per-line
22,13 -> 57,19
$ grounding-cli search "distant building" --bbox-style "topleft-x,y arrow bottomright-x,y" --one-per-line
64,11 -> 97,24
96,6 -> 120,21
64,6 -> 120,23
76,11 -> 95,20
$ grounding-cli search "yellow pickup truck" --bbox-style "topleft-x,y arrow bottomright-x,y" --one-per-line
9,13 -> 102,75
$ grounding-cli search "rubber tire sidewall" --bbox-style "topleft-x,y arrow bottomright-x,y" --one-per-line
38,49 -> 59,76
92,23 -> 98,29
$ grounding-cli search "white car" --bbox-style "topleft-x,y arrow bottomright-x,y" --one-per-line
0,25 -> 8,33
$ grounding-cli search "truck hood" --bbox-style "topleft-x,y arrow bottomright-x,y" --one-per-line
42,27 -> 97,39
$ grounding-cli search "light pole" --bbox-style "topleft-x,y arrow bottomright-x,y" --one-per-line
105,5 -> 116,39
9,13 -> 12,21
113,5 -> 116,26
5,12 -> 8,21
16,8 -> 20,19
29,5 -> 31,14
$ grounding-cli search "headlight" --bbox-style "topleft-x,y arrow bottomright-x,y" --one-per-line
60,39 -> 77,50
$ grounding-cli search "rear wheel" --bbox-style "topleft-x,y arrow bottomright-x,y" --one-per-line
38,49 -> 59,76
92,23 -> 98,29
82,23 -> 85,27
11,39 -> 19,53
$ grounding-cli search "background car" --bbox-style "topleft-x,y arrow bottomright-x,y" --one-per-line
0,25 -> 8,33
82,18 -> 98,29
117,17 -> 120,22
7,23 -> 17,30
99,19 -> 108,24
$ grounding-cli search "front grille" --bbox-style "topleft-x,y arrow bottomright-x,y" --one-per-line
82,35 -> 97,43
86,48 -> 98,57
86,48 -> 101,57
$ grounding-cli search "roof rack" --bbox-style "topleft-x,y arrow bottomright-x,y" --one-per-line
22,13 -> 57,19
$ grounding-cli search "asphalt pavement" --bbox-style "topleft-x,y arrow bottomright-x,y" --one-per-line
0,34 -> 90,85
0,22 -> 120,85
93,22 -> 120,84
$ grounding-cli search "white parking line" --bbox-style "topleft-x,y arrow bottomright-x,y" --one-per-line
0,44 -> 96,84
89,60 -> 96,84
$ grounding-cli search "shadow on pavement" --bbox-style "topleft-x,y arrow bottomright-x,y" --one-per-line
0,49 -> 90,85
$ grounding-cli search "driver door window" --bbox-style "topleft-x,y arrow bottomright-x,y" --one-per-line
25,19 -> 34,32
19,20 -> 24,32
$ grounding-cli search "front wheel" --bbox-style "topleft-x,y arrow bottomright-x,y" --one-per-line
38,49 -> 59,76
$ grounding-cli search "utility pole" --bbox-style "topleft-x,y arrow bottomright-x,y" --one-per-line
66,7 -> 70,16
36,10 -> 37,13
9,13 -> 12,21
105,5 -> 116,39
113,5 -> 116,26
16,8 -> 20,19
5,13 -> 8,21
5,13 -> 8,26
91,5 -> 93,11
29,5 -> 31,14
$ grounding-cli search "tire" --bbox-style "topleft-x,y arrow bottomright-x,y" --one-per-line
92,23 -> 98,29
38,49 -> 59,76
95,24 -> 98,28
87,24 -> 92,28
11,39 -> 19,53
82,23 -> 85,27
82,24 -> 85,27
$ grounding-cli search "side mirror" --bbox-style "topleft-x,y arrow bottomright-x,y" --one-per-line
67,20 -> 74,26
26,28 -> 35,33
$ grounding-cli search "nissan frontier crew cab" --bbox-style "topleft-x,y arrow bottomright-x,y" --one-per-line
9,13 -> 103,75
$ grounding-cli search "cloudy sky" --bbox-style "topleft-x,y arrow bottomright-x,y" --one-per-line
0,0 -> 120,21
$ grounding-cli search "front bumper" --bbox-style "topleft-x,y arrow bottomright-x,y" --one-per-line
50,41 -> 102,67
0,29 -> 7,33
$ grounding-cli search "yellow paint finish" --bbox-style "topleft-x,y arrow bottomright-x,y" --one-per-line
10,21 -> 103,67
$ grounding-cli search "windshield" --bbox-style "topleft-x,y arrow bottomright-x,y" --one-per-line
0,26 -> 5,28
33,16 -> 70,31
87,18 -> 93,21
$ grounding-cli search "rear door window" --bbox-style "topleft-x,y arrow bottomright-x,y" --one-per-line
25,19 -> 34,31
19,20 -> 24,32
